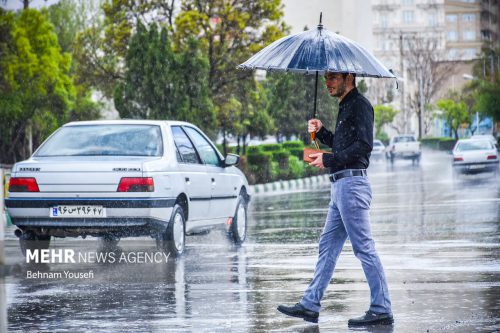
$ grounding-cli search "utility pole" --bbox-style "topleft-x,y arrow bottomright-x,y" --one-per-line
399,33 -> 407,133
419,75 -> 424,140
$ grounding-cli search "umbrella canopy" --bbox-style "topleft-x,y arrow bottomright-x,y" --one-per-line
238,24 -> 395,78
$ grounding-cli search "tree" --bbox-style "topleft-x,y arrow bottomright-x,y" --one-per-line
374,105 -> 398,142
114,23 -> 216,134
264,72 -> 339,144
404,35 -> 453,139
436,99 -> 469,140
0,9 -> 75,163
474,78 -> 500,124
72,0 -> 176,99
174,0 -> 287,103
47,0 -> 102,122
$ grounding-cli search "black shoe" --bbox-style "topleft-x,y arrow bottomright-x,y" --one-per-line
348,310 -> 394,326
277,303 -> 319,323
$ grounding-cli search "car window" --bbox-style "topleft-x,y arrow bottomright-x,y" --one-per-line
35,125 -> 163,157
171,126 -> 201,164
373,141 -> 382,147
394,136 -> 415,143
456,140 -> 493,151
183,127 -> 221,167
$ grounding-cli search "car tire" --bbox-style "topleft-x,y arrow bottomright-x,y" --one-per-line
229,195 -> 248,245
19,232 -> 51,256
99,235 -> 120,250
158,204 -> 186,257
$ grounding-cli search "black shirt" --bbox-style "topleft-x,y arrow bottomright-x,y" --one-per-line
316,87 -> 374,174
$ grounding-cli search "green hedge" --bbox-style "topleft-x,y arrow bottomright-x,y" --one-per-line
261,143 -> 282,152
288,147 -> 304,160
246,145 -> 262,155
282,141 -> 304,149
421,137 -> 456,150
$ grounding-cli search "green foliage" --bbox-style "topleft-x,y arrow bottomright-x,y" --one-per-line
246,145 -> 262,155
261,143 -> 282,152
282,141 -> 304,149
264,72 -> 339,142
421,137 -> 457,150
357,79 -> 368,94
0,9 -> 75,163
474,79 -> 500,122
288,147 -> 304,160
375,131 -> 389,144
288,156 -> 305,179
374,105 -> 398,137
436,98 -> 469,140
114,23 -> 216,135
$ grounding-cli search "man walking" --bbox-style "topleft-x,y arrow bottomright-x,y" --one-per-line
277,72 -> 393,326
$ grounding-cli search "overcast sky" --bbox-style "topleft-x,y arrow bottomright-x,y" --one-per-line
0,0 -> 60,11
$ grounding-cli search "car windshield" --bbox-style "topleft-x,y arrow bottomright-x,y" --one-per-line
373,141 -> 383,147
456,140 -> 493,152
394,136 -> 415,143
35,125 -> 163,157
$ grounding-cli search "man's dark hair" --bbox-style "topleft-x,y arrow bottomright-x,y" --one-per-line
342,73 -> 356,87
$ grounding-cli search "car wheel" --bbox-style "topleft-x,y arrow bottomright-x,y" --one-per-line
19,232 -> 51,256
229,195 -> 248,245
99,235 -> 120,250
158,204 -> 186,256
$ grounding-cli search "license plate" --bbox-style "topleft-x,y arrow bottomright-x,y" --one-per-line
469,165 -> 485,170
50,205 -> 106,218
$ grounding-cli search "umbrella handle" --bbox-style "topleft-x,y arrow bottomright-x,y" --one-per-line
310,131 -> 316,142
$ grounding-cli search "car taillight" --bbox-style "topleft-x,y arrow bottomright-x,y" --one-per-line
487,155 -> 497,160
454,157 -> 463,162
9,177 -> 40,192
117,177 -> 154,192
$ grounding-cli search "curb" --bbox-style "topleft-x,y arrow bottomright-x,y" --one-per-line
250,174 -> 329,195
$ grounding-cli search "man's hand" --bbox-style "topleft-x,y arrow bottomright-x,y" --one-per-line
308,119 -> 323,133
308,153 -> 324,169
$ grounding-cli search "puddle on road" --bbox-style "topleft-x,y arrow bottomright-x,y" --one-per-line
2,151 -> 499,332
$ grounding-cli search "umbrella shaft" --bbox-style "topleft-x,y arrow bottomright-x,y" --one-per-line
313,71 -> 319,118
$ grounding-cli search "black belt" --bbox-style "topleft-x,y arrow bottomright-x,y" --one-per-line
329,169 -> 367,182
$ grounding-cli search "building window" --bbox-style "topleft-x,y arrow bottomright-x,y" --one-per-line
448,49 -> 459,60
463,48 -> 477,59
428,14 -> 437,27
380,14 -> 388,28
447,31 -> 458,41
403,11 -> 414,23
446,14 -> 457,22
462,14 -> 476,22
463,30 -> 476,40
402,0 -> 414,5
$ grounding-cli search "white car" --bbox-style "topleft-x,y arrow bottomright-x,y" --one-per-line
371,139 -> 385,161
470,134 -> 498,150
6,120 -> 251,256
386,135 -> 421,165
452,139 -> 499,176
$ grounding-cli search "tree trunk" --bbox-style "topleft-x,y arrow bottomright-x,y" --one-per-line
236,135 -> 241,155
242,134 -> 247,155
222,129 -> 227,157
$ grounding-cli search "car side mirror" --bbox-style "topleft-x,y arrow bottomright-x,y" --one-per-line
224,154 -> 240,167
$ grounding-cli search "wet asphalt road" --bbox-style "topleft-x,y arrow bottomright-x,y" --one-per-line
1,149 -> 499,332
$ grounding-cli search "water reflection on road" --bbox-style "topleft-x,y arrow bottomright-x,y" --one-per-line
2,150 -> 499,332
